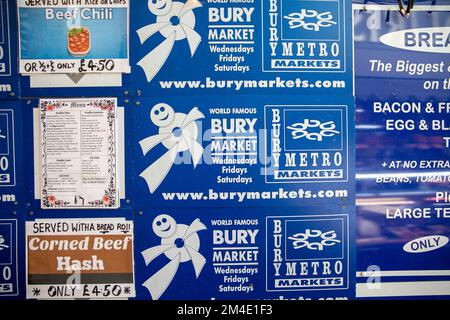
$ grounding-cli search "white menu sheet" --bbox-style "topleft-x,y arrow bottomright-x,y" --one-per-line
40,98 -> 119,209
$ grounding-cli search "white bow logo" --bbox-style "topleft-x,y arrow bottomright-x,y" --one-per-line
287,119 -> 340,142
137,0 -> 203,82
139,103 -> 204,193
142,215 -> 207,300
0,235 -> 9,251
288,229 -> 341,251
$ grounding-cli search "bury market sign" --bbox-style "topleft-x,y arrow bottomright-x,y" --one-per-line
262,0 -> 346,72
17,0 -> 130,74
133,207 -> 355,299
265,105 -> 349,183
130,0 -> 354,96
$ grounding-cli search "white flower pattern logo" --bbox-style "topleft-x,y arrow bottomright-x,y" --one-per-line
287,119 -> 340,142
289,229 -> 341,251
284,9 -> 336,31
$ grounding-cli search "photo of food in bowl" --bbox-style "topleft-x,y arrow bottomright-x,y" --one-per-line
68,27 -> 90,57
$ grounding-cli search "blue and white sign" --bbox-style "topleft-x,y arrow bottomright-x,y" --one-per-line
354,8 -> 450,298
133,207 -> 354,300
0,0 -> 19,97
265,105 -> 349,183
0,109 -> 15,188
266,214 -> 349,292
17,0 -> 130,74
0,100 -> 24,210
0,101 -> 20,207
130,0 -> 353,96
132,95 -> 355,208
0,219 -> 18,297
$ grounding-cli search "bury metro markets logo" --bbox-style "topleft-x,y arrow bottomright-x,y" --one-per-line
266,215 -> 348,291
264,105 -> 349,183
262,0 -> 344,72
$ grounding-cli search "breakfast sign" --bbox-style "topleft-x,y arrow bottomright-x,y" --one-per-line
17,0 -> 130,74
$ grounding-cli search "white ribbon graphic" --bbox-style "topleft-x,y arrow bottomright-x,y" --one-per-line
139,104 -> 204,194
137,0 -> 202,82
0,235 -> 9,250
142,215 -> 206,300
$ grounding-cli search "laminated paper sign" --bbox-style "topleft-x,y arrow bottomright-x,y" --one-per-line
40,98 -> 119,209
354,9 -> 450,298
26,218 -> 135,299
17,0 -> 130,74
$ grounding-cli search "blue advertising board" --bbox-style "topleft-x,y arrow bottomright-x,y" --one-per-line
354,7 -> 450,298
129,0 -> 354,96
2,0 -> 361,301
0,218 -> 20,298
0,108 -> 15,188
0,0 -> 19,98
132,95 -> 355,208
0,100 -> 21,208
133,206 -> 355,300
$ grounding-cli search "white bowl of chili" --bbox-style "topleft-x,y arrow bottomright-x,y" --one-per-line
68,27 -> 91,57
